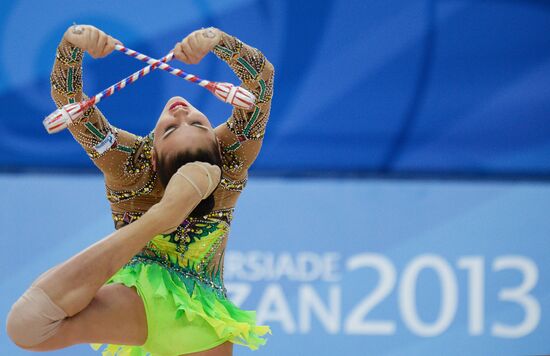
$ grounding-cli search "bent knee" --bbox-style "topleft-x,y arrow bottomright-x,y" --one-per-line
6,285 -> 68,349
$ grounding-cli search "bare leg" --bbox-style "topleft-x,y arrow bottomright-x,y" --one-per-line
7,223 -> 158,350
31,162 -> 212,317
32,209 -> 166,317
28,285 -> 234,354
7,162 -> 218,350
183,341 -> 233,356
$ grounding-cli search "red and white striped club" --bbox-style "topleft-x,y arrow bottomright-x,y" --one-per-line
43,52 -> 174,134
114,44 -> 256,111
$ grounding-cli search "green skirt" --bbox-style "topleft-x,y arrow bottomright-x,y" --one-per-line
90,259 -> 270,356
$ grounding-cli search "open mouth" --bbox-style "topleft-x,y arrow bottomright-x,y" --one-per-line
169,101 -> 188,112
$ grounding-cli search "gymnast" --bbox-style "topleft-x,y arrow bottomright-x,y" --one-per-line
6,23 -> 274,356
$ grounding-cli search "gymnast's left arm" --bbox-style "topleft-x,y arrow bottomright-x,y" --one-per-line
173,28 -> 275,178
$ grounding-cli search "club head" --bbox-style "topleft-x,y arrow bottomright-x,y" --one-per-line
43,103 -> 85,134
210,82 -> 256,110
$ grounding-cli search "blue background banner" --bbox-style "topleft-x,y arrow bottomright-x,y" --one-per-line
0,1 -> 549,175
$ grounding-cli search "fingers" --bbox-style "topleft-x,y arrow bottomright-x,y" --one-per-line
183,38 -> 199,64
96,33 -> 108,58
188,32 -> 200,54
100,36 -> 118,57
92,30 -> 114,58
176,37 -> 198,64
174,41 -> 191,64
67,25 -> 118,59
87,28 -> 100,58
173,28 -> 219,65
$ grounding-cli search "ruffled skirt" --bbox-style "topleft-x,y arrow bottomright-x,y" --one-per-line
90,258 -> 270,356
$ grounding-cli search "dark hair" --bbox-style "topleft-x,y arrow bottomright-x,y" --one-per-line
155,140 -> 222,218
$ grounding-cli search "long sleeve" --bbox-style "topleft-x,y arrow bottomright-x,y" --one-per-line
50,38 -> 153,187
211,31 -> 275,184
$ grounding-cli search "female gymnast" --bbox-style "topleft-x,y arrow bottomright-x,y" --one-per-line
6,23 -> 274,356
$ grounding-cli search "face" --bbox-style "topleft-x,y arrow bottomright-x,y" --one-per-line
152,96 -> 217,169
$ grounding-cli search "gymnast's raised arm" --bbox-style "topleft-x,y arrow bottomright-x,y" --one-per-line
50,25 -> 140,181
173,28 -> 275,181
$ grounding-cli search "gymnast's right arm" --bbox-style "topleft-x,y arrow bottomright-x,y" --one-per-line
50,25 -> 140,180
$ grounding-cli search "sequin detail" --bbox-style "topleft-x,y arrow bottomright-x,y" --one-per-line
124,134 -> 153,175
204,208 -> 234,224
219,141 -> 244,175
55,41 -> 84,66
220,175 -> 247,192
135,208 -> 234,294
51,64 -> 82,97
106,172 -> 157,203
126,254 -> 227,297
114,208 -> 234,229
112,211 -> 144,224
212,32 -> 274,163
50,41 -> 83,101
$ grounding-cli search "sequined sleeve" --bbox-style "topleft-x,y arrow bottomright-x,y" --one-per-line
50,38 -> 143,183
211,31 -> 274,183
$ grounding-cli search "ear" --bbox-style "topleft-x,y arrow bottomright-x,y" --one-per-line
151,148 -> 157,171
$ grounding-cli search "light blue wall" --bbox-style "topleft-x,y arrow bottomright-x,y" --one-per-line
1,174 -> 549,355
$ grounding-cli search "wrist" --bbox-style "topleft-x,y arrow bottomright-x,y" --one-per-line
209,27 -> 223,42
62,28 -> 78,47
208,28 -> 226,50
62,24 -> 88,52
57,38 -> 84,66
